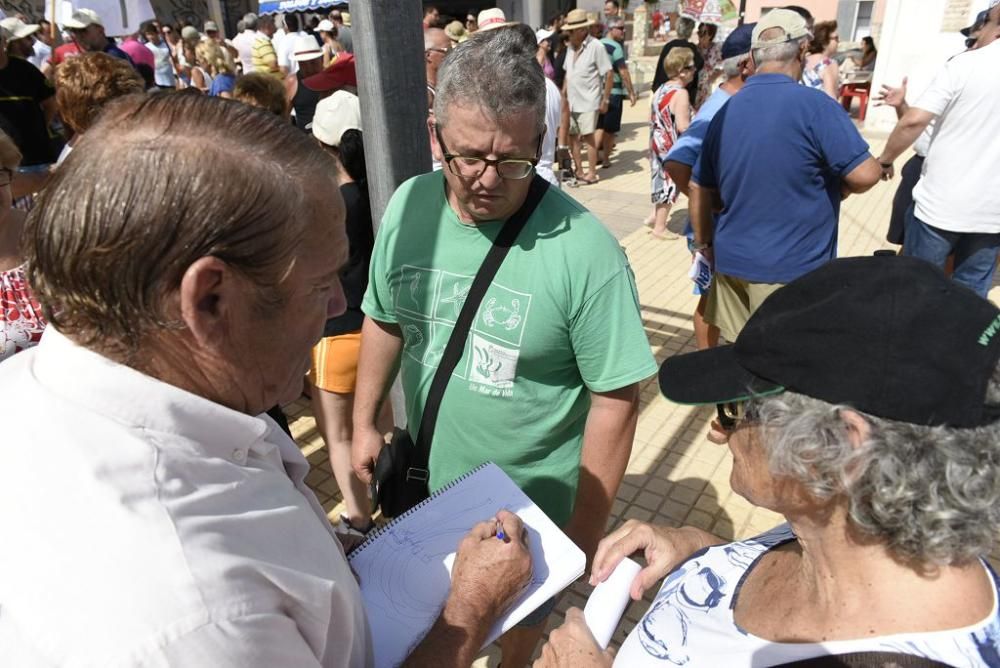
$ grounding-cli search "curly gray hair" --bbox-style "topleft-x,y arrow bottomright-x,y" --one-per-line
751,362 -> 1000,567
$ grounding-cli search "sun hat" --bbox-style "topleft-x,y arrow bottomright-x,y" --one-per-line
290,34 -> 322,62
561,8 -> 596,31
535,27 -> 554,44
658,256 -> 1000,428
312,89 -> 361,146
477,8 -> 510,31
317,19 -> 335,32
203,20 -> 219,32
445,20 -> 467,43
63,8 -> 102,29
302,52 -> 357,92
751,8 -> 810,48
0,17 -> 40,40
721,22 -> 755,59
180,25 -> 200,41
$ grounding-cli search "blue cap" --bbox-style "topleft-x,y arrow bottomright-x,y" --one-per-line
721,22 -> 755,60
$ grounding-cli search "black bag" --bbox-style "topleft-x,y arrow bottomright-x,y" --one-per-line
372,175 -> 550,518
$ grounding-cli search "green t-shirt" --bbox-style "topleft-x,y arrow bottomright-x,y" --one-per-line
363,173 -> 657,526
601,37 -> 626,96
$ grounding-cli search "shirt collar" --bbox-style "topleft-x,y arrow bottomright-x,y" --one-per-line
746,72 -> 798,86
32,328 -> 275,459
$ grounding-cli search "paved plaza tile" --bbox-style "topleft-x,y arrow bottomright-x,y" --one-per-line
286,70 -> 1000,663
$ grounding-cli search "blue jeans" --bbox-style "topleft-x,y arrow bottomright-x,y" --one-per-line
903,204 -> 1000,298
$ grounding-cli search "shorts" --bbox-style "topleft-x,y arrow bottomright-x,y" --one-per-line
309,330 -> 362,394
704,273 -> 784,343
517,595 -> 558,627
597,94 -> 624,134
569,110 -> 599,136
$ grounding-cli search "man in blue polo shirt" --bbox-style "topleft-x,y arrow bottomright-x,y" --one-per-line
690,8 -> 880,343
664,23 -> 754,351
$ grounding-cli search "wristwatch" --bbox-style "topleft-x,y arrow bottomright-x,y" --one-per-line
691,240 -> 712,251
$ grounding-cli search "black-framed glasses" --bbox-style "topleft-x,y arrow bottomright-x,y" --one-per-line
434,125 -> 541,180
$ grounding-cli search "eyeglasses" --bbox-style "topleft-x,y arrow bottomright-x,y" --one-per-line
0,168 -> 13,188
435,125 -> 540,180
715,401 -> 759,431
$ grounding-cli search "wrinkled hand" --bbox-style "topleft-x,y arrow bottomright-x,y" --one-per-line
445,510 -> 532,627
534,608 -> 613,668
873,76 -> 907,109
351,425 -> 387,485
590,520 -> 709,600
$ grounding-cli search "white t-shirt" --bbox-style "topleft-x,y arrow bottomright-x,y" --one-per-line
912,40 -> 1000,234
145,39 -> 175,87
537,77 -> 562,188
0,329 -> 373,667
278,29 -> 308,76
232,28 -> 258,73
614,524 -> 1000,667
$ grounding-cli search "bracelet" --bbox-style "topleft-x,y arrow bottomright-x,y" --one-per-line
691,240 -> 712,251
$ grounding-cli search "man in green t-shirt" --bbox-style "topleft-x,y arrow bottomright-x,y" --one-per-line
352,29 -> 656,666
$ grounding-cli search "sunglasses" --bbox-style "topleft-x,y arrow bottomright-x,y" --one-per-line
715,401 -> 759,431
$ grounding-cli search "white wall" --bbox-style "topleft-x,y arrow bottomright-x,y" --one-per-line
865,0 -> 986,132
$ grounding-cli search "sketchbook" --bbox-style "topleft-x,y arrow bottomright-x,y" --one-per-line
348,461 -> 586,668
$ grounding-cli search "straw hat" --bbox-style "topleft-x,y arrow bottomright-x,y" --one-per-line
445,20 -> 467,43
561,8 -> 595,31
477,8 -> 511,32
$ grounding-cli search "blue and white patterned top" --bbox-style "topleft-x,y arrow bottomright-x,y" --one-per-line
614,524 -> 1000,667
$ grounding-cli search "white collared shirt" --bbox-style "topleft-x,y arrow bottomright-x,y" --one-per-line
0,329 -> 372,667
564,35 -> 612,113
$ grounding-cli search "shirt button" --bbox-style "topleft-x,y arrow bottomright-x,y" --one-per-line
232,449 -> 246,463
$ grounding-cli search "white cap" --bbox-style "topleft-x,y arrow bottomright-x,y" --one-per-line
317,19 -> 335,32
290,34 -> 322,62
63,8 -> 102,29
0,17 -> 40,40
312,90 -> 361,147
535,28 -> 554,44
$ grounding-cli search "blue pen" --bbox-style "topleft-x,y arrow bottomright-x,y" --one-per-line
495,520 -> 505,541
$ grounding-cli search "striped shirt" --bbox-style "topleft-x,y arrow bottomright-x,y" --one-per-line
251,35 -> 280,76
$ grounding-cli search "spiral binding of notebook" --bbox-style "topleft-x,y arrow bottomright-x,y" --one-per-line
349,461 -> 493,559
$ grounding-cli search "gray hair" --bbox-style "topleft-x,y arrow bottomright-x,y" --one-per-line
721,53 -> 746,78
424,27 -> 444,51
752,36 -> 806,65
676,16 -> 695,39
749,366 -> 1000,567
243,12 -> 258,30
433,28 -> 546,135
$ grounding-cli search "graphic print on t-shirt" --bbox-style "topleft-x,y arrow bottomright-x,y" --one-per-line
393,264 -> 532,398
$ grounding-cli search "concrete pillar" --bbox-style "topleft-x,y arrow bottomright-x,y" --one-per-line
526,0 -> 544,28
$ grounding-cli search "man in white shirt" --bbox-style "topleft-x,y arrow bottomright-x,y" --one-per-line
877,2 -> 1000,297
277,13 -> 308,75
232,11 -> 260,73
142,19 -> 175,89
0,92 -> 531,667
561,9 -> 612,185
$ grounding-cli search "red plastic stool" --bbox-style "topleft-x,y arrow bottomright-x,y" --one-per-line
840,82 -> 871,121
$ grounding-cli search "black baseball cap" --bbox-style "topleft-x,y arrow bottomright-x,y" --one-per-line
659,256 -> 1000,428
961,10 -> 989,37
721,22 -> 755,60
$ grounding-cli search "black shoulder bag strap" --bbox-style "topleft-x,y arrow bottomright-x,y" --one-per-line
406,174 -> 550,481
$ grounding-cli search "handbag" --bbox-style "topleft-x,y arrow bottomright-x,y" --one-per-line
372,175 -> 550,518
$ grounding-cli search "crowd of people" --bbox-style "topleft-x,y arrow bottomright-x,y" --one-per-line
2,2 -> 1000,667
